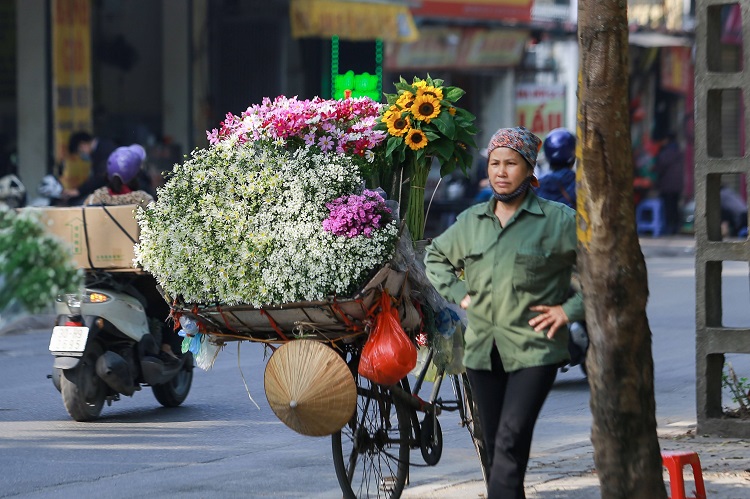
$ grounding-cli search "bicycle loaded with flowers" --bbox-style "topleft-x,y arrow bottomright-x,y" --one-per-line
134,78 -> 477,439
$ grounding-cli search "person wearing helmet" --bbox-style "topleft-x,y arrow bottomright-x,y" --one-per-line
84,145 -> 153,207
84,146 -> 179,362
536,128 -> 577,209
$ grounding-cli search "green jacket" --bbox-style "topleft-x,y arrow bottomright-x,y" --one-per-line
424,191 -> 584,372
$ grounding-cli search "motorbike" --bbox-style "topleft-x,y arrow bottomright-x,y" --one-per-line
48,270 -> 193,421
562,320 -> 589,376
0,174 -> 26,208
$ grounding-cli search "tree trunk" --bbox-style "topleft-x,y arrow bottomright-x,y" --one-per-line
577,2 -> 667,497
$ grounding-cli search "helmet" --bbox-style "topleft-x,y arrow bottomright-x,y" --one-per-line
37,174 -> 64,198
127,144 -> 147,162
0,174 -> 26,208
543,128 -> 576,169
107,147 -> 142,183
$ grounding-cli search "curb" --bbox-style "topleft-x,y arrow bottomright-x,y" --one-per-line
0,313 -> 56,336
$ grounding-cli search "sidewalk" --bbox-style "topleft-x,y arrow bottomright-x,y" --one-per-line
638,233 -> 696,258
404,426 -> 750,498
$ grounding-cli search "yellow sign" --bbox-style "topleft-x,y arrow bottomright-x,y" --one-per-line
290,0 -> 418,42
52,0 -> 93,161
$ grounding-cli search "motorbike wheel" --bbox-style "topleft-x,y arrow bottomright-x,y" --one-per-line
152,352 -> 193,407
60,342 -> 106,421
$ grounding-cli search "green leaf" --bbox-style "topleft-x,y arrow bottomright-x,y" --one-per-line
395,81 -> 414,92
432,111 -> 456,139
386,136 -> 403,157
432,78 -> 444,87
432,138 -> 454,162
424,130 -> 441,141
386,94 -> 399,106
444,87 -> 465,102
455,107 -> 476,121
456,127 -> 478,148
415,147 -> 426,163
440,159 -> 457,177
456,147 -> 473,174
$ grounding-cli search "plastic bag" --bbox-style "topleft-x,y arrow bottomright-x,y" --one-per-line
358,291 -> 417,386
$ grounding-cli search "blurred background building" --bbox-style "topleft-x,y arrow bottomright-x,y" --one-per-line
0,0 -> 702,219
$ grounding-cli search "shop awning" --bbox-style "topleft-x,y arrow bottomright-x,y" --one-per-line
385,26 -> 528,70
290,0 -> 419,42
410,0 -> 533,23
628,32 -> 693,48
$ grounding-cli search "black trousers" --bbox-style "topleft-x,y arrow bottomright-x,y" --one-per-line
660,192 -> 681,235
466,346 -> 558,499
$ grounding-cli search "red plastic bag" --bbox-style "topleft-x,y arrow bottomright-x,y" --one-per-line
358,291 -> 417,386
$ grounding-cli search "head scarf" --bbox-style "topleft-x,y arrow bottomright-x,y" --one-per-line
487,126 -> 542,188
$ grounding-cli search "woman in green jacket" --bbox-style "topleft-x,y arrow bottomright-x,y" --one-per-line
424,126 -> 584,498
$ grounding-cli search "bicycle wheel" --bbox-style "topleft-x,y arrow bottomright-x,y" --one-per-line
456,373 -> 490,483
332,377 -> 411,499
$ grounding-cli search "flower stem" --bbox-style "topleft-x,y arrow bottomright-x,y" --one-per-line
405,157 -> 429,241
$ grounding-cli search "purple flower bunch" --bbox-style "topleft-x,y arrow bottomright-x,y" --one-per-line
323,190 -> 392,238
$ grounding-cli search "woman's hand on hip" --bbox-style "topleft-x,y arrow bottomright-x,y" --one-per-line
528,304 -> 568,339
460,294 -> 471,310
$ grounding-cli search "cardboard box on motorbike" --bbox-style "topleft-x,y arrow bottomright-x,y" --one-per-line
26,204 -> 141,271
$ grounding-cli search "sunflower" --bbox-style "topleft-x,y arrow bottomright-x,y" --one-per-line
417,85 -> 444,101
448,107 -> 456,116
386,113 -> 411,137
412,94 -> 441,122
396,91 -> 415,109
413,80 -> 427,89
405,128 -> 428,150
382,105 -> 399,122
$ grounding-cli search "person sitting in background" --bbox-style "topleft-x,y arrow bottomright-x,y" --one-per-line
66,131 -> 119,205
720,184 -> 748,237
84,144 -> 152,207
536,128 -> 577,209
84,145 -> 179,361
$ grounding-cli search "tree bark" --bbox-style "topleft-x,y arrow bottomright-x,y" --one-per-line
577,2 -> 667,497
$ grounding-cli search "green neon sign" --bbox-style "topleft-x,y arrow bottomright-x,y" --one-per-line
330,36 -> 383,101
333,70 -> 380,100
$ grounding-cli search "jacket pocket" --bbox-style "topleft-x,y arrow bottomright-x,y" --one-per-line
512,251 -> 551,293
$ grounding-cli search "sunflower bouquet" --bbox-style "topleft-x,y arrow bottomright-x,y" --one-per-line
376,75 -> 477,241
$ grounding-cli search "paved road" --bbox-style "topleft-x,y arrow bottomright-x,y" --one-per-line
1,245 -> 749,498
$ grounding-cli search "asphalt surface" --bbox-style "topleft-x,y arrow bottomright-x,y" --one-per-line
3,235 -> 750,498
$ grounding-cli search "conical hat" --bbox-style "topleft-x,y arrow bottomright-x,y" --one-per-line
264,340 -> 357,437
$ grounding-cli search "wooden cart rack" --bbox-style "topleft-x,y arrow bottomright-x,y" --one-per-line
170,263 -> 408,344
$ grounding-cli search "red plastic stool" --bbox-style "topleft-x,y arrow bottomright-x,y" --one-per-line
661,451 -> 707,499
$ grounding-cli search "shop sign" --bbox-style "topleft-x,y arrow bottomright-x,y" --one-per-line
411,0 -> 533,23
52,0 -> 92,161
515,84 -> 565,140
384,27 -> 527,70
460,28 -> 528,67
290,0 -> 418,42
661,46 -> 691,94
